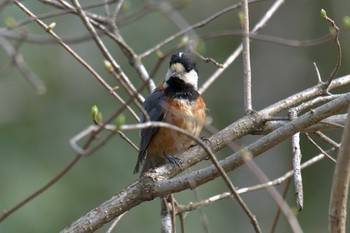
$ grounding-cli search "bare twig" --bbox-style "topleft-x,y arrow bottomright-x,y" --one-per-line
241,0 -> 253,114
320,10 -> 342,90
106,212 -> 127,233
252,114 -> 347,135
139,1 -> 251,59
199,0 -> 285,94
242,151 -> 303,233
190,49 -> 224,68
305,133 -> 337,163
176,152 -> 326,215
201,30 -> 346,48
71,0 -> 147,104
313,62 -> 322,83
329,105 -> 350,233
312,131 -> 340,148
0,36 -> 46,94
289,110 -> 304,211
270,177 -> 292,233
13,0 -> 140,121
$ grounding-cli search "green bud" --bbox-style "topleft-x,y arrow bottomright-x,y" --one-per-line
92,105 -> 102,125
46,22 -> 56,31
104,60 -> 114,73
155,50 -> 163,58
320,9 -> 327,19
115,114 -> 126,131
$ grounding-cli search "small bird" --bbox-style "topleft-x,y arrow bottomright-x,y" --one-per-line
134,52 -> 206,174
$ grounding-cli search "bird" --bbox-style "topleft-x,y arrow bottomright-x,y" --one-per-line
134,52 -> 206,174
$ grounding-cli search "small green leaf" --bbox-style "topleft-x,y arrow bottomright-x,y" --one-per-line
104,60 -> 114,73
320,9 -> 327,19
115,114 -> 126,131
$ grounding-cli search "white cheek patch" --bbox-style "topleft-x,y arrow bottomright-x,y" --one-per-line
165,63 -> 199,90
180,69 -> 198,90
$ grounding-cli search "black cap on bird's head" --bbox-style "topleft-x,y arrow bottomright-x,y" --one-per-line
169,52 -> 198,73
165,52 -> 199,90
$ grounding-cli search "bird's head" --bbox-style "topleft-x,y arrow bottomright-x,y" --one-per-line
165,52 -> 199,90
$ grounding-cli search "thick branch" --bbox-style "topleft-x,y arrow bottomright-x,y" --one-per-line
61,75 -> 350,233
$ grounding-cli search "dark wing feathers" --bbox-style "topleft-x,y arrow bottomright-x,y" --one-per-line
133,90 -> 165,173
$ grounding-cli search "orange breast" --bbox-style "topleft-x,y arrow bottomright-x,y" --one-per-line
147,96 -> 206,157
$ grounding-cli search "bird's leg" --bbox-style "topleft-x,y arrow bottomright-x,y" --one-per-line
165,154 -> 181,167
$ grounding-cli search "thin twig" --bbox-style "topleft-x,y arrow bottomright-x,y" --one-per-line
190,48 -> 224,68
313,62 -> 322,83
241,151 -> 303,233
289,110 -> 304,211
304,133 -> 336,163
312,131 -> 340,148
199,0 -> 285,94
106,212 -> 127,233
71,0 -> 146,105
241,0 -> 253,114
176,152 -> 326,215
270,177 -> 292,233
139,0 -> 265,59
321,10 -> 342,90
170,194 -> 176,233
201,30 -> 345,48
0,36 -> 46,94
13,0 -> 140,121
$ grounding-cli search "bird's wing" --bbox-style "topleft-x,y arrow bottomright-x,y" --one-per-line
134,89 -> 165,173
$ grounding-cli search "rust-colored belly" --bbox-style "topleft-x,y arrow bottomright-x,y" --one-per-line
147,97 -> 206,157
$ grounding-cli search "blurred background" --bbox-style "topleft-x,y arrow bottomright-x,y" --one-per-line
0,0 -> 349,232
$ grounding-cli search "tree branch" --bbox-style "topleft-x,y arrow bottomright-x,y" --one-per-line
328,105 -> 350,233
61,76 -> 350,233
